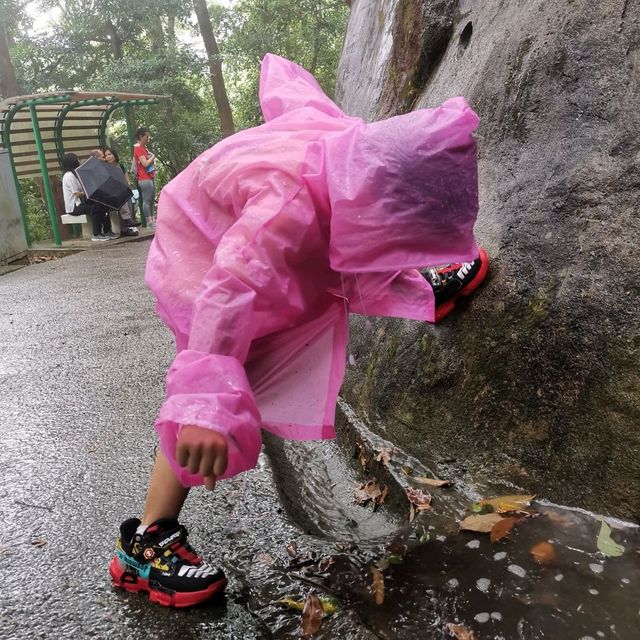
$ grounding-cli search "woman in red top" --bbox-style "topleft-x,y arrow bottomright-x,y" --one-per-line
133,127 -> 157,228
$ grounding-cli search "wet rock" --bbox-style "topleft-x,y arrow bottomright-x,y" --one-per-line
337,0 -> 640,519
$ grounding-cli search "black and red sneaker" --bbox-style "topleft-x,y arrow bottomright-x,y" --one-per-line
109,518 -> 227,608
423,247 -> 489,322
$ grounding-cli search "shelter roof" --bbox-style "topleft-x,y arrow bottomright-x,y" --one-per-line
0,91 -> 166,178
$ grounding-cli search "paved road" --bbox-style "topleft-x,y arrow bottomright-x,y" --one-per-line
0,243 -> 352,640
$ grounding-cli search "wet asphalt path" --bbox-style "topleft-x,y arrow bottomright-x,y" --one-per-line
0,243 -> 356,640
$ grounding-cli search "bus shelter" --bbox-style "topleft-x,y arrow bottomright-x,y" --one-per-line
0,92 -> 166,246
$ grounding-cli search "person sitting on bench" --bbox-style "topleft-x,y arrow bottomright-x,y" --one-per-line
61,152 -> 113,242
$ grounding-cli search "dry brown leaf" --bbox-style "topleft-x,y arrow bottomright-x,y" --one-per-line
446,623 -> 478,640
412,476 -> 453,488
286,541 -> 298,558
378,485 -> 389,507
530,540 -> 558,566
301,592 -> 324,637
490,516 -> 519,542
459,512 -> 504,533
405,487 -> 432,512
318,555 -> 335,572
371,566 -> 385,605
409,503 -> 416,523
354,441 -> 370,470
479,494 -> 535,513
376,448 -> 391,466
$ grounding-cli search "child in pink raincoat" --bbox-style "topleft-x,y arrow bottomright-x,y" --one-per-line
109,54 -> 488,608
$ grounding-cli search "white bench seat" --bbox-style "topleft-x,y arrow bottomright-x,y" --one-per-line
60,211 -> 122,239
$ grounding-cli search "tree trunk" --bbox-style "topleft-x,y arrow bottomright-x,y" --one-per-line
147,16 -> 166,52
0,23 -> 21,98
193,0 -> 235,137
103,20 -> 122,60
167,14 -> 176,52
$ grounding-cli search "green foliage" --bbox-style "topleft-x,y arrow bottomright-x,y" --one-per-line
219,0 -> 349,128
22,180 -> 54,243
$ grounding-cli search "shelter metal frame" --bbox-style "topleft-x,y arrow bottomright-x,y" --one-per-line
0,92 -> 165,246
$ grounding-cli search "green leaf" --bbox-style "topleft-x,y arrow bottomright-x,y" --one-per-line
471,502 -> 495,514
596,518 -> 625,557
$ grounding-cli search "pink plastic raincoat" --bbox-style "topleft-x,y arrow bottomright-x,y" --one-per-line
146,54 -> 480,487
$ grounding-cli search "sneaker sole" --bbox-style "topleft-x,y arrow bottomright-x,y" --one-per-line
109,557 -> 227,608
435,247 -> 489,322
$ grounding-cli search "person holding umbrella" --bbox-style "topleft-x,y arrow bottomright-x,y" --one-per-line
61,153 -> 112,242
104,147 -> 140,237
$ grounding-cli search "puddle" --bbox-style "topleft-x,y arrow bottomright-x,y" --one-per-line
259,399 -> 640,639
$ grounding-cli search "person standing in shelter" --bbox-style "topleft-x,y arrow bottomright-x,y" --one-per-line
61,153 -> 111,242
104,147 -> 140,237
109,54 -> 489,608
133,127 -> 157,228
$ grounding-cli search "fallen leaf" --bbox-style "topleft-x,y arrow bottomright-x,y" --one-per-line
471,502 -> 495,514
371,566 -> 385,605
276,595 -> 339,616
301,592 -> 324,637
376,448 -> 391,466
401,465 -> 414,476
419,532 -> 431,544
409,503 -> 416,523
286,541 -> 298,558
31,538 -> 48,548
490,516 -> 519,542
405,487 -> 432,512
318,556 -> 335,572
446,622 -> 478,640
530,541 -> 558,566
354,480 -> 388,511
413,476 -> 453,488
478,494 -> 535,513
459,512 -> 504,533
596,518 -> 625,557
354,441 -> 370,470
275,596 -> 305,611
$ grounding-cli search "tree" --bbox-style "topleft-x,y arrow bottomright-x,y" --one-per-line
0,0 -> 27,98
193,0 -> 234,137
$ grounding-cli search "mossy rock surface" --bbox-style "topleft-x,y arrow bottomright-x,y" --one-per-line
337,0 -> 640,519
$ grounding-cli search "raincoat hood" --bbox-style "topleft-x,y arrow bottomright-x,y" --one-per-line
260,54 -> 480,273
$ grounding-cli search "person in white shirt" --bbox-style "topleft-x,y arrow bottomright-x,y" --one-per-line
61,153 -> 111,242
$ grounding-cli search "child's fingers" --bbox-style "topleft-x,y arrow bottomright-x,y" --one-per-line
199,450 -> 215,478
212,444 -> 228,477
187,446 -> 202,474
204,475 -> 216,491
177,442 -> 189,468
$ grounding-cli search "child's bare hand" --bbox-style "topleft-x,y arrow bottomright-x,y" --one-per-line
176,425 -> 228,491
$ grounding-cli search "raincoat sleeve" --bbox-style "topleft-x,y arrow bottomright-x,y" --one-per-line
152,180 -> 329,487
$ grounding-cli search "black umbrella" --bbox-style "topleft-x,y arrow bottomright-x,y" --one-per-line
75,155 -> 133,209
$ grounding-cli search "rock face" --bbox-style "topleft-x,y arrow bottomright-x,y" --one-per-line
336,0 -> 640,519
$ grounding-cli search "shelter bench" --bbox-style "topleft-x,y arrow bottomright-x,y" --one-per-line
60,211 -> 122,240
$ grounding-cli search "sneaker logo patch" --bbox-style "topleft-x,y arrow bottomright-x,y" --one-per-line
143,547 -> 155,560
158,530 -> 181,547
116,549 -> 151,579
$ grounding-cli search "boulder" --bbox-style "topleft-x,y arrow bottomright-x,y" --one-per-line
336,0 -> 640,519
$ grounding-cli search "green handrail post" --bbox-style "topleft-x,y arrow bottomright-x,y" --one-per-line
29,103 -> 61,246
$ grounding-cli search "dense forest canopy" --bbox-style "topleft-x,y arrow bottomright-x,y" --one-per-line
1,0 -> 349,177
